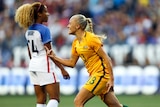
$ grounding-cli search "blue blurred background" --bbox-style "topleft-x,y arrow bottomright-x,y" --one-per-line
0,0 -> 160,96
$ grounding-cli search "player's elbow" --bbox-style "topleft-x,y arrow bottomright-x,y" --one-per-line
70,63 -> 76,68
68,62 -> 76,68
65,60 -> 77,68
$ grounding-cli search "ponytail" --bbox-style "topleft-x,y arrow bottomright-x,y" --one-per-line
85,18 -> 107,41
96,34 -> 107,42
85,18 -> 93,33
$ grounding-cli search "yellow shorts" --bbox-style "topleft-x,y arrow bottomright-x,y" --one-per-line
83,72 -> 110,97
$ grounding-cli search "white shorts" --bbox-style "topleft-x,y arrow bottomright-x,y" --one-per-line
29,71 -> 60,86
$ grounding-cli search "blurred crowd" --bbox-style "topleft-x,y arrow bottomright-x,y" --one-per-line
0,0 -> 160,68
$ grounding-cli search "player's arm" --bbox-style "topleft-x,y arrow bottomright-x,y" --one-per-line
53,54 -> 79,68
45,46 -> 79,68
97,47 -> 114,80
97,47 -> 114,92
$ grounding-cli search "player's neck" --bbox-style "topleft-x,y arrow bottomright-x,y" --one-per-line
76,30 -> 85,42
35,19 -> 43,24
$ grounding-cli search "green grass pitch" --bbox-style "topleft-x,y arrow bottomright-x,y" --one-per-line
0,94 -> 160,107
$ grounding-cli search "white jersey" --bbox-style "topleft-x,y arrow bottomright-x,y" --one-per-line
25,24 -> 56,73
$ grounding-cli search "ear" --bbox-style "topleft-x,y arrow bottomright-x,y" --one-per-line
76,24 -> 80,30
37,13 -> 42,17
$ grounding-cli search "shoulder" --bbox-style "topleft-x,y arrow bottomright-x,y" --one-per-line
37,24 -> 50,36
40,24 -> 48,29
86,31 -> 94,37
86,31 -> 100,41
85,32 -> 103,48
38,24 -> 49,32
29,24 -> 49,31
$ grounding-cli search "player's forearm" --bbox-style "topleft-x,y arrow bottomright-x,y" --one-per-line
103,55 -> 114,81
51,56 -> 75,68
52,58 -> 65,70
107,58 -> 114,81
109,68 -> 114,81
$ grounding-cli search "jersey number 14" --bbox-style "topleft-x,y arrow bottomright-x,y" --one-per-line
28,40 -> 38,53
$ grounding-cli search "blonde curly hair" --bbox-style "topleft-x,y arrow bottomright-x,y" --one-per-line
15,2 -> 42,29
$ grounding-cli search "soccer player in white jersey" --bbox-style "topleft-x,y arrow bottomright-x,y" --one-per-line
15,2 -> 70,107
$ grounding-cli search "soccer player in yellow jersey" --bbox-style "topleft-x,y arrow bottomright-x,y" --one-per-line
45,14 -> 127,107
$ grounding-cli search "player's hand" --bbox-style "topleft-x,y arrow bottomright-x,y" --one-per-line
106,79 -> 114,93
61,69 -> 70,80
44,46 -> 55,58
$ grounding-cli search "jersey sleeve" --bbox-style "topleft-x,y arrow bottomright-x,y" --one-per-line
89,34 -> 103,52
41,27 -> 52,44
71,39 -> 79,56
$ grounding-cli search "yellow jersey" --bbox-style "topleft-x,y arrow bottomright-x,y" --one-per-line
71,31 -> 109,77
